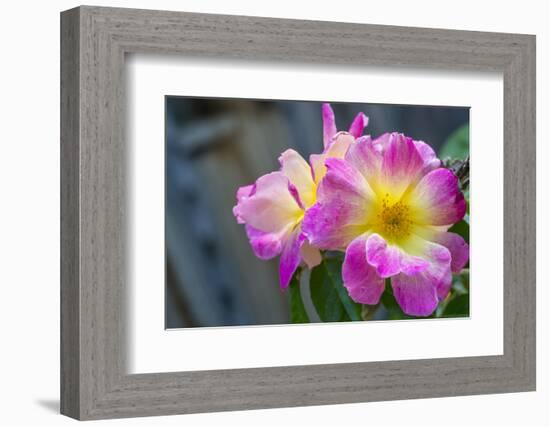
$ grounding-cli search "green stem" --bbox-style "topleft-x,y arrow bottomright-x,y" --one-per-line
288,269 -> 310,324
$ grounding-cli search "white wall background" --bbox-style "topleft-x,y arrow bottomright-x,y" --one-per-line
0,0 -> 546,425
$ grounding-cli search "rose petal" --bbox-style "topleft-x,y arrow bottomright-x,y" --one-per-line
408,168 -> 467,226
309,153 -> 325,185
391,273 -> 440,317
300,239 -> 322,269
342,235 -> 385,305
245,225 -> 286,260
287,181 -> 305,210
279,229 -> 305,288
302,158 -> 375,249
433,231 -> 469,272
236,184 -> 254,202
233,171 -> 302,233
391,241 -> 452,316
233,184 -> 255,224
310,132 -> 355,184
365,233 -> 402,278
302,204 -> 367,251
365,233 -> 430,278
279,149 -> 316,209
322,103 -> 337,149
347,134 -> 439,200
413,140 -> 441,176
372,132 -> 392,151
326,132 -> 355,157
344,135 -> 382,187
348,112 -> 369,138
380,133 -> 425,200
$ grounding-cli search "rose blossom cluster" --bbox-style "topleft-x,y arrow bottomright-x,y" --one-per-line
233,104 -> 468,317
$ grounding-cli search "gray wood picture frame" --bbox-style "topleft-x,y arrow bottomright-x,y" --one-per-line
60,5 -> 536,421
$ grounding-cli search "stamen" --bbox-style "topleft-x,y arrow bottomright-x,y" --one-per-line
376,194 -> 412,241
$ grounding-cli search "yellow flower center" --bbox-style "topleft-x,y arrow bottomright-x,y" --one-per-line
375,195 -> 412,243
295,211 -> 305,226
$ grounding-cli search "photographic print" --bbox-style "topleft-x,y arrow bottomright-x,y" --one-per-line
165,98 -> 470,328
60,8 -> 535,418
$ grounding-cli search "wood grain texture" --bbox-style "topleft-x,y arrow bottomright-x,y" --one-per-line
60,7 -> 81,419
60,5 -> 536,420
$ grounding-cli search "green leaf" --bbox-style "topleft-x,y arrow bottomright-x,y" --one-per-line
439,123 -> 469,159
448,219 -> 470,244
441,293 -> 469,317
324,259 -> 362,321
288,272 -> 310,324
309,260 -> 361,322
380,280 -> 412,320
452,269 -> 470,293
361,303 -> 381,320
381,280 -> 400,311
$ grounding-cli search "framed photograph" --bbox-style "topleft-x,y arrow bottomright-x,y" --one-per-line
61,6 -> 536,420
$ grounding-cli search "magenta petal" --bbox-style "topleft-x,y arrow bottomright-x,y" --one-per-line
311,132 -> 355,184
365,234 -> 402,278
372,132 -> 441,180
321,158 -> 372,199
391,241 -> 452,316
302,158 -> 374,250
400,253 -> 431,276
344,135 -> 382,185
348,112 -> 369,138
245,225 -> 284,260
279,148 -> 316,208
343,235 -> 385,305
381,133 -> 425,196
287,181 -> 305,210
371,132 -> 392,152
322,103 -> 337,148
411,168 -> 467,226
391,273 -> 440,317
303,204 -> 365,251
309,153 -> 325,183
413,140 -> 441,176
432,257 -> 453,301
425,242 -> 453,300
365,233 -> 430,278
233,184 -> 255,224
279,229 -> 305,289
236,184 -> 254,201
434,231 -> 469,273
232,171 -> 302,232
